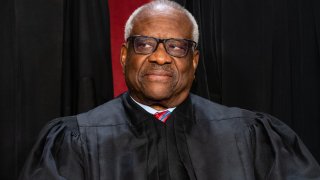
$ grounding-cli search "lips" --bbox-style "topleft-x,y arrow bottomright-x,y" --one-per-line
145,70 -> 172,76
142,70 -> 173,81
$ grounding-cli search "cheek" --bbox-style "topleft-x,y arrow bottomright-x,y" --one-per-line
125,56 -> 146,85
174,60 -> 195,91
177,60 -> 195,80
126,52 -> 142,72
126,61 -> 139,74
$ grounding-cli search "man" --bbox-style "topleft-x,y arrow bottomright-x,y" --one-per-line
19,0 -> 320,179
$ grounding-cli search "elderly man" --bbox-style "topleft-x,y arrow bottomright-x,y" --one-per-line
19,0 -> 320,179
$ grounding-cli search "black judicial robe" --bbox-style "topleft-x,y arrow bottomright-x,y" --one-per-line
19,92 -> 320,180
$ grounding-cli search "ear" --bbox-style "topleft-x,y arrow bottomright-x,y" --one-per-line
120,43 -> 128,74
192,50 -> 199,72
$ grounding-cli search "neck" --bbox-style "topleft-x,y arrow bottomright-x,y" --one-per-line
129,91 -> 189,111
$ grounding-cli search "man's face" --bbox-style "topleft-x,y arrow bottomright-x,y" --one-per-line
121,9 -> 199,110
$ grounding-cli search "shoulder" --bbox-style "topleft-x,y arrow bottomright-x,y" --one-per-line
189,94 -> 302,142
19,116 -> 85,179
76,95 -> 127,127
34,116 -> 82,146
188,94 -> 290,135
26,116 -> 82,158
40,116 -> 79,135
190,93 -> 257,123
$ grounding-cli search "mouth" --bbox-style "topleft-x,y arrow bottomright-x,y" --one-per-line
143,70 -> 173,82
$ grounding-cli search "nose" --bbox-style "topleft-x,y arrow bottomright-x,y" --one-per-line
148,43 -> 173,65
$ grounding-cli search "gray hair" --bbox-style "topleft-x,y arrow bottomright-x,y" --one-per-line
124,0 -> 199,43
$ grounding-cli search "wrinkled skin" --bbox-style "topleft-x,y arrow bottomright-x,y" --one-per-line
120,7 -> 199,110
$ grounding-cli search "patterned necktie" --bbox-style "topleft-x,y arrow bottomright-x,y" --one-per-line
154,110 -> 171,123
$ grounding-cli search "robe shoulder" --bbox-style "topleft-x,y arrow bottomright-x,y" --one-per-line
190,93 -> 265,131
77,95 -> 128,127
189,94 -> 320,179
190,93 -> 292,131
19,93 -> 320,179
19,116 -> 86,180
190,93 -> 256,120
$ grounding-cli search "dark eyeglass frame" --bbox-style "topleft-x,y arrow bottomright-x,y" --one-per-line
126,35 -> 197,58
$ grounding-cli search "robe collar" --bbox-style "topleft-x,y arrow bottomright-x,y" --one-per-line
121,92 -> 195,129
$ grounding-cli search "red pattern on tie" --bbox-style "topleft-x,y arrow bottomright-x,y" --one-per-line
154,110 -> 171,123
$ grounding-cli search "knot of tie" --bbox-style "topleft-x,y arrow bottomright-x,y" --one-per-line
154,110 -> 171,123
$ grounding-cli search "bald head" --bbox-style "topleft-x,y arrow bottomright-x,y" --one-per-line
124,0 -> 199,43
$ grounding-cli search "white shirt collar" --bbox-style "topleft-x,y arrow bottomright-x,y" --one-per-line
130,96 -> 176,114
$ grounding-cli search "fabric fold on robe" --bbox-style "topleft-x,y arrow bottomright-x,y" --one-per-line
19,92 -> 320,180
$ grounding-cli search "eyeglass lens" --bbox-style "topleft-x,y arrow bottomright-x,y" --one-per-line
132,36 -> 193,58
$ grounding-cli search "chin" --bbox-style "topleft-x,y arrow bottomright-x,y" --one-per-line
143,90 -> 172,101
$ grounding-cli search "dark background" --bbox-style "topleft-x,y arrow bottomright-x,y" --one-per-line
1,0 -> 319,179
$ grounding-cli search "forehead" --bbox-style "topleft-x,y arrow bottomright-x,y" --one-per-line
131,8 -> 193,39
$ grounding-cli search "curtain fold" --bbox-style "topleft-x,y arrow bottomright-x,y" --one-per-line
61,0 -> 113,115
176,0 -> 222,102
0,0 -> 113,179
175,0 -> 320,162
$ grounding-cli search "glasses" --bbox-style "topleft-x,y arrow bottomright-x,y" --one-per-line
127,35 -> 197,58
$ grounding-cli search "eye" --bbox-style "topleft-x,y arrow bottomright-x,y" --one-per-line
136,42 -> 153,48
167,40 -> 188,52
133,37 -> 157,54
168,44 -> 187,51
134,37 -> 156,50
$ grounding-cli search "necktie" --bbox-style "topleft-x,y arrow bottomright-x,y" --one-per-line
154,110 -> 171,123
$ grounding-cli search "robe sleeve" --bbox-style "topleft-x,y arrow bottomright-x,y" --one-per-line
18,116 -> 86,180
250,113 -> 320,179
